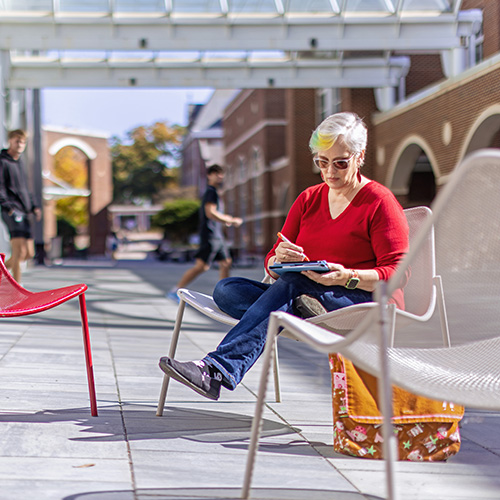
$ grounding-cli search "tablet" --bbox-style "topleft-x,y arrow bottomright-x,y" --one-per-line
269,260 -> 330,275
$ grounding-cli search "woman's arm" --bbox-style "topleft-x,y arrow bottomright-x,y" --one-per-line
302,263 -> 380,292
264,192 -> 308,277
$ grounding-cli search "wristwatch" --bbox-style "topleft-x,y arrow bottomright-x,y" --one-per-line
345,269 -> 360,290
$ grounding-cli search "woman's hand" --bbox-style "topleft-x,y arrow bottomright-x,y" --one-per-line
274,241 -> 307,263
302,262 -> 348,286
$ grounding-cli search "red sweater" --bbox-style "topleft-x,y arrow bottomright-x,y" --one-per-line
265,181 -> 409,309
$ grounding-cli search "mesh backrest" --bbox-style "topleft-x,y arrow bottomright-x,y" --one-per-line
387,150 -> 500,346
430,150 -> 500,345
401,207 -> 435,317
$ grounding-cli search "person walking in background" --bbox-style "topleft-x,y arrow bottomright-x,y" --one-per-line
167,164 -> 243,302
0,130 -> 41,283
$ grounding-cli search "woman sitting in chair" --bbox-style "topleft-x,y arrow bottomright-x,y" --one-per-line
159,111 -> 462,461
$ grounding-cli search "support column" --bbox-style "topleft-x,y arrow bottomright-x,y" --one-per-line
441,48 -> 466,78
32,89 -> 45,263
0,52 -> 9,257
374,87 -> 396,112
0,51 -> 8,147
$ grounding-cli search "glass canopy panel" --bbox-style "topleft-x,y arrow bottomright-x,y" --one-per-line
0,0 -> 456,14
58,0 -> 110,12
114,0 -> 167,13
0,0 -> 53,10
286,0 -> 338,14
344,0 -> 396,13
402,0 -> 452,12
171,0 -> 223,14
228,0 -> 280,14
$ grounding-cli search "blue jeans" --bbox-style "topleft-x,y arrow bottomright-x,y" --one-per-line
203,273 -> 372,390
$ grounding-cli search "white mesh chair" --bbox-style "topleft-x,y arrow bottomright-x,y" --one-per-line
306,205 -> 445,348
242,149 -> 500,500
157,206 -> 439,417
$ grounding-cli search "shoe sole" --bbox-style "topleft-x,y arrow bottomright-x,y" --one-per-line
159,358 -> 219,401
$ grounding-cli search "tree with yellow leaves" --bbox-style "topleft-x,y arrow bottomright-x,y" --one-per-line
111,121 -> 185,204
54,146 -> 89,228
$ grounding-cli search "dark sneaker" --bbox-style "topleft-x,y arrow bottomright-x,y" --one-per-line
158,357 -> 222,400
293,294 -> 327,319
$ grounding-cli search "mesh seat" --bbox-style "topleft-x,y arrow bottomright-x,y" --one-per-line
0,253 -> 97,416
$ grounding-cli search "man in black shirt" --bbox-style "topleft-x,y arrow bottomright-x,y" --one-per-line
167,164 -> 242,302
0,130 -> 41,283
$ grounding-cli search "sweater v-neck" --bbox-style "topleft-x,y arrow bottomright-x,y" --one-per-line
323,181 -> 372,221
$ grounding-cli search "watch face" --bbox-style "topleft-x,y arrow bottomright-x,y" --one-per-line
345,277 -> 360,289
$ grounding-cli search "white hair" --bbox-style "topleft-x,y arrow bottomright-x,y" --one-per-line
309,112 -> 367,154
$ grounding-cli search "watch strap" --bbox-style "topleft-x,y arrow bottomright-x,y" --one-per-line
345,269 -> 360,289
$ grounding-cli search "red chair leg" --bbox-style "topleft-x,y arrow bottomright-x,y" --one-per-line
79,294 -> 98,416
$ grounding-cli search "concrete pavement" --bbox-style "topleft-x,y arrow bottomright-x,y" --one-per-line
0,257 -> 499,500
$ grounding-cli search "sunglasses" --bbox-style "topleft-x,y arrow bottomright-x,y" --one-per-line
313,152 -> 356,171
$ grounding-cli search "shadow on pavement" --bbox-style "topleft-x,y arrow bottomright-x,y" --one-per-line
64,487 -> 384,500
0,404 -> 299,446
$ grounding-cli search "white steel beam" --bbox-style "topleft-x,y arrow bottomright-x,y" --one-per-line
7,55 -> 410,90
0,11 -> 482,52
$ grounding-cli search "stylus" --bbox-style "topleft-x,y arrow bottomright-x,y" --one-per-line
277,232 -> 310,261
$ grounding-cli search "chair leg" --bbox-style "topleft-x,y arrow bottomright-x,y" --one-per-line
388,303 -> 397,348
272,336 -> 281,403
434,275 -> 451,347
375,282 -> 397,500
241,314 -> 278,499
156,300 -> 186,417
78,294 -> 98,417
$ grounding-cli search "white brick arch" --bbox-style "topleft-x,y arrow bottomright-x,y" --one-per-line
461,104 -> 500,160
48,137 -> 97,160
386,135 -> 439,197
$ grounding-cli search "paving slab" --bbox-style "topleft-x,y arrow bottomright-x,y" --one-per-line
0,258 -> 499,500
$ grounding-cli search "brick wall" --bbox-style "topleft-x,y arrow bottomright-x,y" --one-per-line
463,0 -> 500,58
374,60 -> 500,196
405,55 -> 445,96
285,89 -> 318,202
340,88 -> 378,180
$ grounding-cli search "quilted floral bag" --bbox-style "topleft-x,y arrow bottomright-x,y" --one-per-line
330,353 -> 464,461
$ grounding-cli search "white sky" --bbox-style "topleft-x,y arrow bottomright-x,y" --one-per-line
41,87 -> 214,139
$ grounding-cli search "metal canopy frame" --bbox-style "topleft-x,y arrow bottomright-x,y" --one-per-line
0,1 -> 481,106
0,7 -> 479,53
8,52 -> 411,89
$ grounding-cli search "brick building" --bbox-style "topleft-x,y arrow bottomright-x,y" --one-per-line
206,0 -> 499,260
42,127 -> 112,256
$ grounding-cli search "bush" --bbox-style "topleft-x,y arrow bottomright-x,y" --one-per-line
152,198 -> 200,244
57,217 -> 77,257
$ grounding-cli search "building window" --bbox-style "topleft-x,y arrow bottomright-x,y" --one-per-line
474,22 -> 484,64
252,148 -> 264,215
239,156 -> 246,183
251,148 -> 265,249
318,88 -> 340,122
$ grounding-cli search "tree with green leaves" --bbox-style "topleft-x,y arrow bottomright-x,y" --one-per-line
111,121 -> 185,204
152,198 -> 200,244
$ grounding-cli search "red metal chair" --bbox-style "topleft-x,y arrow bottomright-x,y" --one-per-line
0,253 -> 97,416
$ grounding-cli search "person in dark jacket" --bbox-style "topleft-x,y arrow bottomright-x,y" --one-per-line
0,129 -> 41,283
